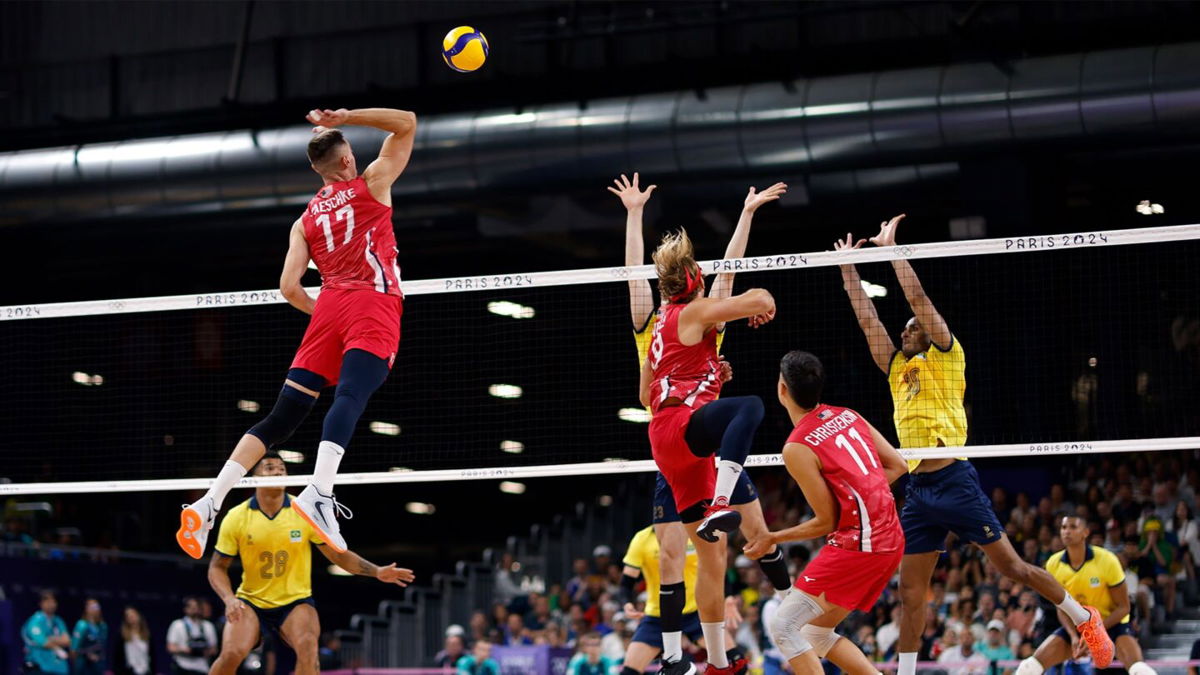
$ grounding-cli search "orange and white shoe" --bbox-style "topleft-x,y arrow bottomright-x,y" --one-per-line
176,497 -> 216,560
292,485 -> 350,553
1076,606 -> 1114,668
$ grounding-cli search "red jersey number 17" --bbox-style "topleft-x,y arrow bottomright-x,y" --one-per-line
316,205 -> 356,252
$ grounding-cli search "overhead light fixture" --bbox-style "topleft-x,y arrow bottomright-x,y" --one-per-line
237,400 -> 260,413
489,384 -> 523,399
598,495 -> 614,507
1136,200 -> 1164,215
487,301 -> 536,319
278,450 -> 304,463
370,421 -> 401,436
860,280 -> 887,298
406,502 -> 436,515
72,371 -> 104,386
501,440 -> 525,454
618,407 -> 651,423
389,466 -> 413,473
499,481 -> 526,495
604,457 -> 629,462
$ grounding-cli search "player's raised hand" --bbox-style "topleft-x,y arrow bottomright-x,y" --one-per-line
622,602 -> 645,621
225,598 -> 247,624
744,182 -> 787,213
834,232 -> 866,272
376,563 -> 416,587
306,108 -> 350,131
868,214 -> 906,247
718,356 -> 733,383
748,308 -> 775,329
607,173 -> 657,210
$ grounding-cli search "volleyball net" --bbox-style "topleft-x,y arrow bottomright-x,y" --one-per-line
1,223 -> 1199,495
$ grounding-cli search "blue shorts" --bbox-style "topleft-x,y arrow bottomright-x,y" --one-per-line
631,612 -> 704,649
248,597 -> 315,638
1052,621 -> 1134,643
901,460 -> 1004,554
653,471 -> 757,524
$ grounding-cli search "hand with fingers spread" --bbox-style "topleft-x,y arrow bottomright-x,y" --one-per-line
607,172 -> 657,211
833,232 -> 866,271
376,563 -> 416,587
868,214 -> 906,247
743,182 -> 787,213
306,108 -> 350,132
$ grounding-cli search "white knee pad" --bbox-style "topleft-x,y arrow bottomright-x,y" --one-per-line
799,624 -> 840,658
1016,657 -> 1045,675
768,590 -> 824,660
1128,662 -> 1157,675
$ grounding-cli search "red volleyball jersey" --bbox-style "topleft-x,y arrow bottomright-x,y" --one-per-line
787,405 -> 903,553
647,302 -> 722,413
301,177 -> 402,298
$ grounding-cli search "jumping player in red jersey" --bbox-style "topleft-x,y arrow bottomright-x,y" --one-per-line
639,230 -> 775,675
744,351 -> 908,675
176,107 -> 416,559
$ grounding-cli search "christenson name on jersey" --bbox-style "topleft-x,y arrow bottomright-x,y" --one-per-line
301,177 -> 402,298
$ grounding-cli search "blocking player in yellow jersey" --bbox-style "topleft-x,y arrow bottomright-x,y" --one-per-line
618,525 -> 702,672
612,173 -> 790,675
837,215 -> 1113,675
1017,515 -> 1157,675
207,452 -> 414,675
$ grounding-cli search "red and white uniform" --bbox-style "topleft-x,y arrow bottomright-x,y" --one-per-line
789,404 -> 904,611
647,302 -> 723,513
291,177 -> 403,384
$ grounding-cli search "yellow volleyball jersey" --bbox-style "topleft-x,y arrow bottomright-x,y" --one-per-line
1045,546 -> 1128,624
888,336 -> 968,471
622,526 -> 699,617
214,495 -> 323,609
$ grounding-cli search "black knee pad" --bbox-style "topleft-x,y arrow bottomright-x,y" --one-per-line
246,379 -> 319,448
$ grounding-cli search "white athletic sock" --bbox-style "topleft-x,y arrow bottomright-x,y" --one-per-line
898,652 -> 918,675
204,460 -> 247,510
702,621 -> 728,667
663,630 -> 682,663
1056,594 -> 1091,625
714,460 -> 743,505
312,441 -> 345,494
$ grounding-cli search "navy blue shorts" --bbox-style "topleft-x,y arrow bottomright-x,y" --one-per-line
248,597 -> 315,638
1052,621 -> 1134,643
653,472 -> 757,524
631,611 -> 704,649
901,460 -> 1004,554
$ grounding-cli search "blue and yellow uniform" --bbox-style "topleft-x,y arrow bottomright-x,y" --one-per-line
215,495 -> 323,633
623,525 -> 703,648
890,337 -> 1002,553
1046,546 -> 1134,641
635,309 -> 757,522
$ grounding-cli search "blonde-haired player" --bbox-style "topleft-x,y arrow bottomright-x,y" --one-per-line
836,215 -> 1113,675
207,452 -> 414,675
1017,515 -> 1156,675
611,173 -> 790,674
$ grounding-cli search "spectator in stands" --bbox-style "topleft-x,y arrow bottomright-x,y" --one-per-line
599,615 -> 627,663
1172,500 -> 1198,581
540,621 -> 568,648
112,606 -> 152,675
525,592 -> 555,632
1189,637 -> 1200,675
468,610 -> 490,646
938,625 -> 990,675
1136,518 -> 1177,617
976,619 -> 1015,667
1105,519 -> 1125,554
3,515 -> 34,545
71,597 -> 108,675
566,631 -> 616,675
319,632 -> 342,670
504,612 -> 533,646
494,553 -> 524,609
1005,590 -> 1041,647
456,640 -> 501,675
566,558 -> 590,605
876,605 -> 902,660
21,590 -> 70,674
166,596 -> 217,674
435,630 -> 467,668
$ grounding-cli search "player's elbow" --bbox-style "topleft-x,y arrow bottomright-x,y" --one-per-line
391,110 -> 417,133
745,288 -> 775,314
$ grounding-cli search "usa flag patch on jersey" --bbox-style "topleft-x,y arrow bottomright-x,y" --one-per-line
818,409 -> 833,420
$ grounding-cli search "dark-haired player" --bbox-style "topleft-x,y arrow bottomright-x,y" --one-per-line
836,215 -> 1114,673
745,351 -> 907,675
208,452 -> 414,675
178,107 -> 416,558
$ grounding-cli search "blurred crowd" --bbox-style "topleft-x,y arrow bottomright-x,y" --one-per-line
446,452 -> 1200,674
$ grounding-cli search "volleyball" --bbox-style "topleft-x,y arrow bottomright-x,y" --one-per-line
442,26 -> 489,72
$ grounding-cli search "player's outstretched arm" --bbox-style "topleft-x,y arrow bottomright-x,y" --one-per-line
318,544 -> 416,587
836,233 -> 895,373
609,172 -> 657,328
744,443 -> 835,557
870,214 -> 952,349
708,182 -> 787,303
867,422 -> 908,484
280,219 -> 316,315
306,107 -> 417,204
682,288 -> 776,334
207,553 -> 248,624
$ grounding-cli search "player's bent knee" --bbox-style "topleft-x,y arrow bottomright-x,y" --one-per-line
1128,662 -> 1157,675
1017,656 -> 1045,675
799,625 -> 840,658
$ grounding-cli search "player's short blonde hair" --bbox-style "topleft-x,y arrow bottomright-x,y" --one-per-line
653,229 -> 702,303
